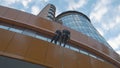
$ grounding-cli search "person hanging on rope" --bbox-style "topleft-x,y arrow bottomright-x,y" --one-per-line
51,30 -> 62,44
60,29 -> 70,47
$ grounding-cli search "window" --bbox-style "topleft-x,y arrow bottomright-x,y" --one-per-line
0,23 -> 11,30
65,44 -> 70,48
35,33 -> 47,41
9,26 -> 24,33
0,56 -> 47,68
22,29 -> 36,37
80,50 -> 89,55
89,53 -> 97,59
70,45 -> 79,52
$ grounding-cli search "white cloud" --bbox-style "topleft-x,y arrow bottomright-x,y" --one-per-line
90,0 -> 111,22
21,0 -> 32,8
0,0 -> 32,8
108,34 -> 120,50
0,0 -> 19,6
56,9 -> 61,16
100,15 -> 120,32
67,0 -> 87,10
5,0 -> 18,3
109,16 -> 120,29
116,50 -> 120,55
31,6 -> 40,15
44,0 -> 49,2
30,0 -> 49,15
90,7 -> 107,21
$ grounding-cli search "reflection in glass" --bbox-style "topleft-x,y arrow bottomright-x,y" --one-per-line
56,11 -> 110,47
9,26 -> 24,33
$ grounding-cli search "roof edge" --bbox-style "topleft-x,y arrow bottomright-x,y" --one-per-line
56,11 -> 91,22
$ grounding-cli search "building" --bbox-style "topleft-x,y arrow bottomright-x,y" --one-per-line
55,11 -> 110,48
0,4 -> 120,68
38,4 -> 56,21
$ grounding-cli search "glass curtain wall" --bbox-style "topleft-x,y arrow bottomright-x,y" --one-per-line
56,11 -> 110,47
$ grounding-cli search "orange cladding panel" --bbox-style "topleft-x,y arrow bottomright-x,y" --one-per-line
112,51 -> 120,62
87,37 -> 102,51
5,33 -> 33,57
101,61 -> 117,68
91,57 -> 117,68
90,57 -> 103,68
63,48 -> 78,68
27,14 -> 38,25
0,6 -> 8,16
15,11 -> 31,24
35,18 -> 56,31
25,38 -> 48,65
78,53 -> 92,68
0,29 -> 15,51
45,44 -> 63,68
102,45 -> 109,55
61,26 -> 89,46
3,8 -> 19,20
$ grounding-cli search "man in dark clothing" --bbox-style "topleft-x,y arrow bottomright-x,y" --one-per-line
60,29 -> 70,47
51,30 -> 62,44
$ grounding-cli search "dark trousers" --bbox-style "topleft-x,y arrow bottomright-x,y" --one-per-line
60,35 -> 69,47
51,35 -> 60,44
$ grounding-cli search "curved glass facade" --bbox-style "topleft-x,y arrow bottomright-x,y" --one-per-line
56,11 -> 110,47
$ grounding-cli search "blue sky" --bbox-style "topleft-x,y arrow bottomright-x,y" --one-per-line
0,0 -> 120,55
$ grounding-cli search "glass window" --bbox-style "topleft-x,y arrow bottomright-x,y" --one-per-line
0,25 -> 9,30
35,33 -> 47,41
48,10 -> 54,15
47,16 -> 54,21
89,54 -> 97,59
65,44 -> 70,48
80,50 -> 89,55
9,26 -> 24,33
22,29 -> 36,37
0,56 -> 47,68
47,38 -> 51,42
97,57 -> 104,61
48,12 -> 54,16
70,45 -> 79,52
0,23 -> 11,30
49,8 -> 55,12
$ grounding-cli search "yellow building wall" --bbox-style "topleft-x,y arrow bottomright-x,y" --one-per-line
0,29 -> 118,68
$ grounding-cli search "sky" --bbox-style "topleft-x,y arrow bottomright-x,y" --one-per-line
0,0 -> 120,55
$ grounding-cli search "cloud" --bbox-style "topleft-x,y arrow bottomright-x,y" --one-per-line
31,6 -> 40,15
108,34 -> 120,50
90,0 -> 111,22
107,16 -> 120,30
0,0 -> 32,9
116,50 -> 120,55
90,7 -> 107,22
0,0 -> 18,6
98,6 -> 120,32
89,0 -> 120,55
21,0 -> 32,8
67,0 -> 87,10
44,0 -> 49,2
102,5 -> 120,31
29,0 -> 49,15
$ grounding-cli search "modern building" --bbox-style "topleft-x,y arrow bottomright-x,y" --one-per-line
0,4 -> 120,68
55,11 -> 110,48
38,4 -> 56,21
